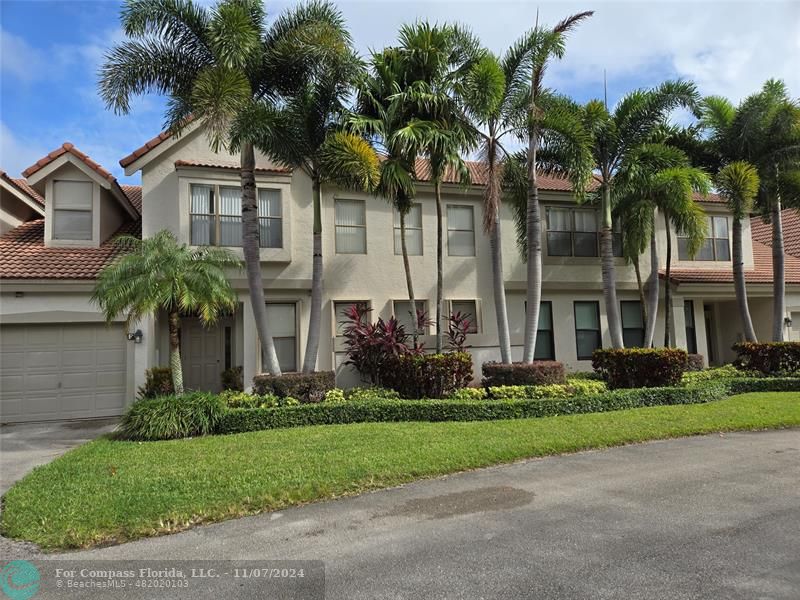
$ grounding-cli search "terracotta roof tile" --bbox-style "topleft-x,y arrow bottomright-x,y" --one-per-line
662,240 -> 800,285
0,218 -> 141,280
174,159 -> 292,174
22,142 -> 116,183
751,208 -> 800,259
0,171 -> 45,206
119,117 -> 195,168
120,185 -> 143,213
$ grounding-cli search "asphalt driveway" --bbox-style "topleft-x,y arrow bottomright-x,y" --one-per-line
0,418 -> 117,494
55,429 -> 800,600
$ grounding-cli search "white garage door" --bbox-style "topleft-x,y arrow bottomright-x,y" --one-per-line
1,323 -> 128,423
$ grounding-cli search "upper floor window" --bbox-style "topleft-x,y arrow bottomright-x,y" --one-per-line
545,207 -> 622,258
394,203 -> 423,255
679,215 -> 729,261
447,205 -> 475,256
190,184 -> 282,248
335,199 -> 366,254
53,180 -> 92,240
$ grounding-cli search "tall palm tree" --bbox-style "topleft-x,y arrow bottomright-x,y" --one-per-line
92,230 -> 241,394
351,48 -> 422,334
716,161 -> 761,342
391,21 -> 482,353
697,81 -> 800,340
252,5 -> 379,373
99,0 -> 348,375
615,142 -> 709,347
578,81 -> 699,348
520,11 -> 593,362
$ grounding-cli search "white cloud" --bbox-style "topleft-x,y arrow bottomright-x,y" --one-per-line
0,121 -> 49,177
0,27 -> 46,83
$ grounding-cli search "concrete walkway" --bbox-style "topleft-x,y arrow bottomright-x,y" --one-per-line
60,429 -> 800,599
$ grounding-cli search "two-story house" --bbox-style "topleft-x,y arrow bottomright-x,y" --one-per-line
2,125 -> 799,423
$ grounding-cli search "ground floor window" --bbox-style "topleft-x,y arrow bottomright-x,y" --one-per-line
685,301 -> 697,354
621,300 -> 645,348
263,303 -> 297,372
574,301 -> 601,360
449,300 -> 479,334
393,299 -> 429,334
334,300 -> 370,336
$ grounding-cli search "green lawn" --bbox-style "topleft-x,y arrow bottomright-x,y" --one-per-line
3,392 -> 799,550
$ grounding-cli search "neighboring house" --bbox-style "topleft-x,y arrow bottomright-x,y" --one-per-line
1,127 -> 799,422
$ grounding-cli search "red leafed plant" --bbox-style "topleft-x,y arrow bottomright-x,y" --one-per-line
445,311 -> 472,352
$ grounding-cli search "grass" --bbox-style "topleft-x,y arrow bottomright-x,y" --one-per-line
2,392 -> 799,550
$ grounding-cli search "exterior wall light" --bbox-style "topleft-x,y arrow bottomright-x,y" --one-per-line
127,329 -> 143,344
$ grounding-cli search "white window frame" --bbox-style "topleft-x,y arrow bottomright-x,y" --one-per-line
52,179 -> 93,241
446,204 -> 476,257
394,203 -> 423,255
335,199 -> 367,254
447,299 -> 480,334
678,215 -> 730,262
189,183 -> 283,248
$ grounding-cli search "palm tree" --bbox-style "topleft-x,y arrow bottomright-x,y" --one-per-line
716,161 -> 761,342
351,48 -> 422,334
391,22 -> 482,353
614,142 -> 709,347
253,5 -> 379,373
519,11 -> 593,362
92,230 -> 241,394
697,81 -> 800,340
579,81 -> 699,348
99,0 -> 349,375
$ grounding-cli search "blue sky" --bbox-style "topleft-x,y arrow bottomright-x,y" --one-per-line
2,0 -> 798,184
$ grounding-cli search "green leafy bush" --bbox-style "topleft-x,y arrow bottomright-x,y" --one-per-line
345,387 -> 400,402
733,342 -> 800,375
324,388 -> 346,403
482,361 -> 566,387
221,366 -> 243,391
119,392 -> 224,441
593,348 -> 688,389
217,383 -> 731,434
448,388 -> 487,401
687,354 -> 705,371
379,352 -> 473,399
566,378 -> 608,395
726,377 -> 800,394
681,364 -> 760,385
137,367 -> 174,399
252,371 -> 335,403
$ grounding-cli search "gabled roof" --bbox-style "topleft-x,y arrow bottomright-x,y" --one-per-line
751,208 -> 800,259
1,171 -> 45,207
0,185 -> 142,280
21,143 -> 139,219
662,240 -> 800,285
174,159 -> 292,175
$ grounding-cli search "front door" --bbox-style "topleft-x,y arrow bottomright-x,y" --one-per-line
181,318 -> 232,392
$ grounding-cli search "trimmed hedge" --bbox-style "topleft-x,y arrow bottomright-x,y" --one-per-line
482,361 -> 566,387
733,342 -> 800,375
252,371 -> 335,403
725,376 -> 800,394
380,352 -> 473,399
593,348 -> 688,389
216,382 -> 733,434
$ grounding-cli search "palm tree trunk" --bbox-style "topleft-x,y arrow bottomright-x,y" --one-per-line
435,178 -> 444,353
663,212 -> 673,347
302,177 -> 323,373
644,219 -> 659,348
491,216 -> 512,363
634,258 -> 647,329
601,185 -> 624,348
771,196 -> 785,341
399,210 -> 418,345
241,143 -> 281,376
168,309 -> 184,395
733,217 -> 758,342
522,128 -> 542,363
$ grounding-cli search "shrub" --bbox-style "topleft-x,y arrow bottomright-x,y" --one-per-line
216,383 -> 731,434
252,371 -> 335,403
345,386 -> 400,402
324,388 -> 346,403
566,379 -> 608,396
119,392 -> 224,441
137,367 -> 174,399
221,366 -> 243,391
681,364 -> 759,385
219,390 -> 261,409
733,342 -> 800,375
379,352 -> 473,399
592,348 -> 688,389
445,311 -> 472,352
687,354 -> 705,371
482,361 -> 566,387
726,377 -> 800,394
448,387 -> 487,401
